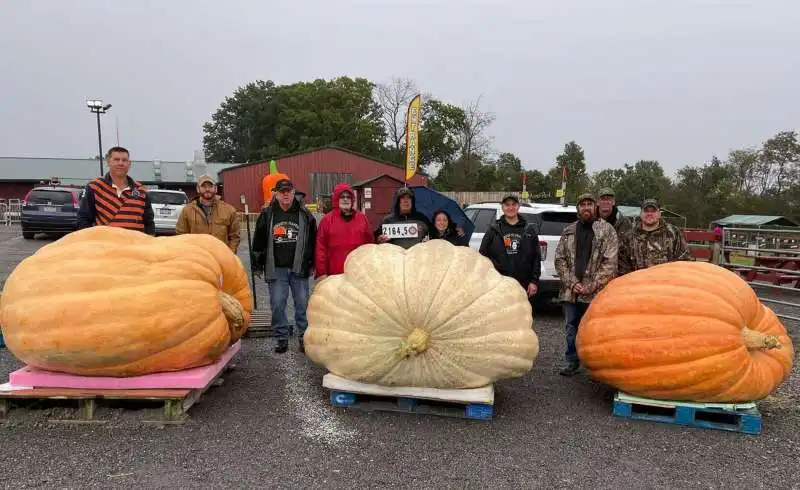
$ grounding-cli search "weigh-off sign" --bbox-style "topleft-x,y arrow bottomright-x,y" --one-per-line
382,223 -> 419,239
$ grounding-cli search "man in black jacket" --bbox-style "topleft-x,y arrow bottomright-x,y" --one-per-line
375,187 -> 434,249
479,195 -> 542,300
252,178 -> 317,354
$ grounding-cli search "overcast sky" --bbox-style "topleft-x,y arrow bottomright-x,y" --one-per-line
1,0 -> 797,177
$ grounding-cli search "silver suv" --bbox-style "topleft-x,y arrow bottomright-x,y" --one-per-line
148,189 -> 189,235
464,202 -> 577,299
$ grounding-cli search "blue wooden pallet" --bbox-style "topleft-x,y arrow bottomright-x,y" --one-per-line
323,373 -> 495,421
612,392 -> 762,435
329,391 -> 494,420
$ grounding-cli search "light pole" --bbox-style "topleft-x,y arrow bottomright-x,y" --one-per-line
86,99 -> 112,176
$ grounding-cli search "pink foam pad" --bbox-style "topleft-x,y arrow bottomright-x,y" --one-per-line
9,341 -> 241,390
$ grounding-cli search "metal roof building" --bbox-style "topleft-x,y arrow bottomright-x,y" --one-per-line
0,156 -> 238,200
713,214 -> 799,227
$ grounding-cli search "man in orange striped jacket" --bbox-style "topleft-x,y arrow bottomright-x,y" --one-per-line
77,146 -> 155,235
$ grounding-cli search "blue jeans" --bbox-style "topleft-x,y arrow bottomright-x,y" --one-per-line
563,302 -> 589,364
267,268 -> 310,343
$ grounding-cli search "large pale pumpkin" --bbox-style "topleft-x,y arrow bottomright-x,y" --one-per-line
0,226 -> 253,376
304,239 -> 540,389
576,261 -> 794,402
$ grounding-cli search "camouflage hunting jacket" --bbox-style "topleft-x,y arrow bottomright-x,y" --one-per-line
618,219 -> 691,275
554,219 -> 619,303
610,211 -> 634,239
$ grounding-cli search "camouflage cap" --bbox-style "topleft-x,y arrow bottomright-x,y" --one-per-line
641,198 -> 660,210
501,194 -> 520,204
576,192 -> 595,203
598,187 -> 614,198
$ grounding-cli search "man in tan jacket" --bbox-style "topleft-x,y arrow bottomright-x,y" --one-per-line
176,175 -> 241,252
554,192 -> 618,376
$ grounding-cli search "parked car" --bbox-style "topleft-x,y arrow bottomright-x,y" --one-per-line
20,186 -> 84,239
463,202 -> 577,299
148,189 -> 189,235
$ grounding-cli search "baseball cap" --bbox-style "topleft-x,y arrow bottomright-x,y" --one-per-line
396,187 -> 413,198
598,187 -> 614,198
273,179 -> 294,191
577,192 -> 595,203
641,198 -> 660,210
501,194 -> 520,204
197,175 -> 216,186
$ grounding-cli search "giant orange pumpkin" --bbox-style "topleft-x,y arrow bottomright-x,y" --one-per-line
576,261 -> 794,402
0,226 -> 253,377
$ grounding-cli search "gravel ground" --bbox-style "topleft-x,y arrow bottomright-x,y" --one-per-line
0,229 -> 798,489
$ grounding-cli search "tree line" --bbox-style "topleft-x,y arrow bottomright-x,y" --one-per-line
202,76 -> 799,228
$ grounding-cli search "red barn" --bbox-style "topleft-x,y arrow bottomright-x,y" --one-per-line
351,174 -> 409,227
218,147 -> 427,215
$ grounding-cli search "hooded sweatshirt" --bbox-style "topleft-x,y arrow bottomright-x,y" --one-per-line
375,187 -> 433,249
314,183 -> 374,277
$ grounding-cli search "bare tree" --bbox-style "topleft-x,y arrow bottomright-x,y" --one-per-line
374,77 -> 419,152
457,94 -> 495,159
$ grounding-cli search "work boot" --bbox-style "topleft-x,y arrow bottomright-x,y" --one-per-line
275,341 -> 288,354
559,362 -> 580,377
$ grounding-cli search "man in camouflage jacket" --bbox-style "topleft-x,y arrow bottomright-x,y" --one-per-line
554,193 -> 619,376
618,199 -> 690,275
597,187 -> 633,248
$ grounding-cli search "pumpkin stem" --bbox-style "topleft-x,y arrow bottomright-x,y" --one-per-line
741,327 -> 782,350
398,327 -> 430,358
219,291 -> 247,338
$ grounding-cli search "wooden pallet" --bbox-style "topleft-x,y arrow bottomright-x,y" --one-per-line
612,392 -> 762,435
244,309 -> 294,338
323,373 -> 495,421
0,365 -> 231,425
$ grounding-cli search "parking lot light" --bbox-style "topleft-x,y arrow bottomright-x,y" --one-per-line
86,99 -> 112,177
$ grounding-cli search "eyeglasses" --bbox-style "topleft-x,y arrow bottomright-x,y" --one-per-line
339,195 -> 352,200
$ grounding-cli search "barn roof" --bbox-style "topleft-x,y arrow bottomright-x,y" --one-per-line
713,214 -> 799,227
0,156 -> 237,186
351,174 -> 405,188
217,146 -> 407,175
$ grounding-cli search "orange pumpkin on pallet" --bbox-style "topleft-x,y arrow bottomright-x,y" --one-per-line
576,261 -> 794,402
0,226 -> 253,377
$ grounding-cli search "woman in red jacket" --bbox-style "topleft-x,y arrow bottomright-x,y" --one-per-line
315,183 -> 374,281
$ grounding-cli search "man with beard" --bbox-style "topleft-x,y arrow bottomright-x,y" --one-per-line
618,199 -> 690,275
479,194 -> 541,300
175,175 -> 241,252
315,183 -> 374,281
597,188 -> 633,241
554,193 -> 619,376
252,178 -> 317,354
375,187 -> 434,249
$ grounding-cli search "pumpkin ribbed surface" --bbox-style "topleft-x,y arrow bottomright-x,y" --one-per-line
304,240 -> 540,389
0,226 -> 253,376
576,261 -> 794,402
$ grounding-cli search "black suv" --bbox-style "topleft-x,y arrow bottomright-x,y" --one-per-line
20,186 -> 83,239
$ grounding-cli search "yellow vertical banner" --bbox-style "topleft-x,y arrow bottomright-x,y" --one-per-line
404,94 -> 421,182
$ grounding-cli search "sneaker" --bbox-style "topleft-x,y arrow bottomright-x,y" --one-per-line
559,362 -> 580,377
275,342 -> 288,354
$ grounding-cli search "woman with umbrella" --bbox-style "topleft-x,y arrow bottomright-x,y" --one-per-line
431,209 -> 469,246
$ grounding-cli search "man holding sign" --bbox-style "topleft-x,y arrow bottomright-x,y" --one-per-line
375,187 -> 433,249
